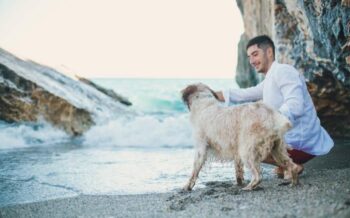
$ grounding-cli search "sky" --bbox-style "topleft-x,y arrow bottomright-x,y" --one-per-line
0,0 -> 244,78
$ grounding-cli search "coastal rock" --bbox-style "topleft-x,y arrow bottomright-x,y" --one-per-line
235,0 -> 350,137
76,75 -> 132,106
0,63 -> 93,135
0,48 -> 131,135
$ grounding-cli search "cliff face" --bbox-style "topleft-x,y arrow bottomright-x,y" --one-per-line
235,0 -> 350,137
0,48 -> 131,136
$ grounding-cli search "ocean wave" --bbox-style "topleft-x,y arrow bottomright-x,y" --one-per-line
0,113 -> 194,150
0,121 -> 70,150
82,114 -> 193,148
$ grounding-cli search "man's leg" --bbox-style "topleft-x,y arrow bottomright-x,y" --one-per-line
287,149 -> 315,165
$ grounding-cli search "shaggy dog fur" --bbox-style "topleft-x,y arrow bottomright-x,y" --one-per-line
181,83 -> 299,191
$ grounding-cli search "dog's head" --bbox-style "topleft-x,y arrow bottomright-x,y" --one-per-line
181,83 -> 219,110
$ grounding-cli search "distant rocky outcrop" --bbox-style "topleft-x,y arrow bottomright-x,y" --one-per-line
0,48 -> 131,136
76,75 -> 132,106
235,0 -> 350,137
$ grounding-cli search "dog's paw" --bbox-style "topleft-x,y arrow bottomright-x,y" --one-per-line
236,178 -> 244,186
278,181 -> 291,186
182,185 -> 192,192
241,183 -> 263,191
242,186 -> 264,191
283,171 -> 292,180
241,186 -> 253,191
179,189 -> 191,194
289,181 -> 300,187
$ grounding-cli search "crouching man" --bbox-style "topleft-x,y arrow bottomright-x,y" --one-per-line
216,35 -> 334,177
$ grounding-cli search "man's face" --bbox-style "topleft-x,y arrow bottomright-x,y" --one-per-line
246,44 -> 271,74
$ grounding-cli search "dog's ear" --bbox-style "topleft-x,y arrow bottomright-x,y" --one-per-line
208,88 -> 220,101
181,85 -> 198,110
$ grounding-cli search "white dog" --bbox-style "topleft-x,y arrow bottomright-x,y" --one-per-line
181,83 -> 299,191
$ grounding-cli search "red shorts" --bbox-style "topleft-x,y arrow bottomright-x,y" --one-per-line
287,149 -> 315,164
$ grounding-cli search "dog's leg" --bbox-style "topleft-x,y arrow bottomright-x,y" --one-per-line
183,139 -> 208,191
285,160 -> 299,186
242,158 -> 261,191
271,142 -> 299,186
234,158 -> 244,186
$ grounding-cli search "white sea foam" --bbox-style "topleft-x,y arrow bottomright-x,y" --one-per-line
0,121 -> 70,150
82,114 -> 193,147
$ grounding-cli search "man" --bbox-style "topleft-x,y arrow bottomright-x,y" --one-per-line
216,35 -> 334,177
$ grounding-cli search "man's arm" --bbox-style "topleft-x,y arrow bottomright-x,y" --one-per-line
217,81 -> 264,105
275,67 -> 304,124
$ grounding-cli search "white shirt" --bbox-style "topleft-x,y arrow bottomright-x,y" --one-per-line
223,61 -> 334,155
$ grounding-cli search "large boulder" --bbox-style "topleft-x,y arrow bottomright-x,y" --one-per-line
0,48 -> 131,136
235,0 -> 350,137
0,63 -> 93,135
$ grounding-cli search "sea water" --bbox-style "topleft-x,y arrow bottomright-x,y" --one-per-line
0,78 -> 271,207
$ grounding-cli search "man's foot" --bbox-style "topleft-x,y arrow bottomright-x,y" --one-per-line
274,164 -> 304,179
274,166 -> 284,179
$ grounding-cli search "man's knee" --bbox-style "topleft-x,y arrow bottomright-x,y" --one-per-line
287,149 -> 315,164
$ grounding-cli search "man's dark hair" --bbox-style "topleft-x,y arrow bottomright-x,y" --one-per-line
246,35 -> 275,59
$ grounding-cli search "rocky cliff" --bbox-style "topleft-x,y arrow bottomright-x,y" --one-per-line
0,48 -> 131,136
235,0 -> 350,137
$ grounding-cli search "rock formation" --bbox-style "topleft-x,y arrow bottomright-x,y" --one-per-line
0,63 -> 93,135
235,0 -> 350,137
76,75 -> 132,106
0,48 -> 131,136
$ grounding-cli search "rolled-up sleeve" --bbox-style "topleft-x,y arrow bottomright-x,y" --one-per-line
222,81 -> 264,106
276,67 -> 304,124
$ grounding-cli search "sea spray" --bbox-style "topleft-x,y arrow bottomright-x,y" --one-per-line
0,120 -> 70,150
82,114 -> 193,148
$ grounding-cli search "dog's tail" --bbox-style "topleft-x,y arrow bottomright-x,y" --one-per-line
274,112 -> 292,135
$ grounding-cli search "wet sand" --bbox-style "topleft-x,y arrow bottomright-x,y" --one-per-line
1,141 -> 350,218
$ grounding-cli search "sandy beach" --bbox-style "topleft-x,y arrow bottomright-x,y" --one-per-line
1,141 -> 350,218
